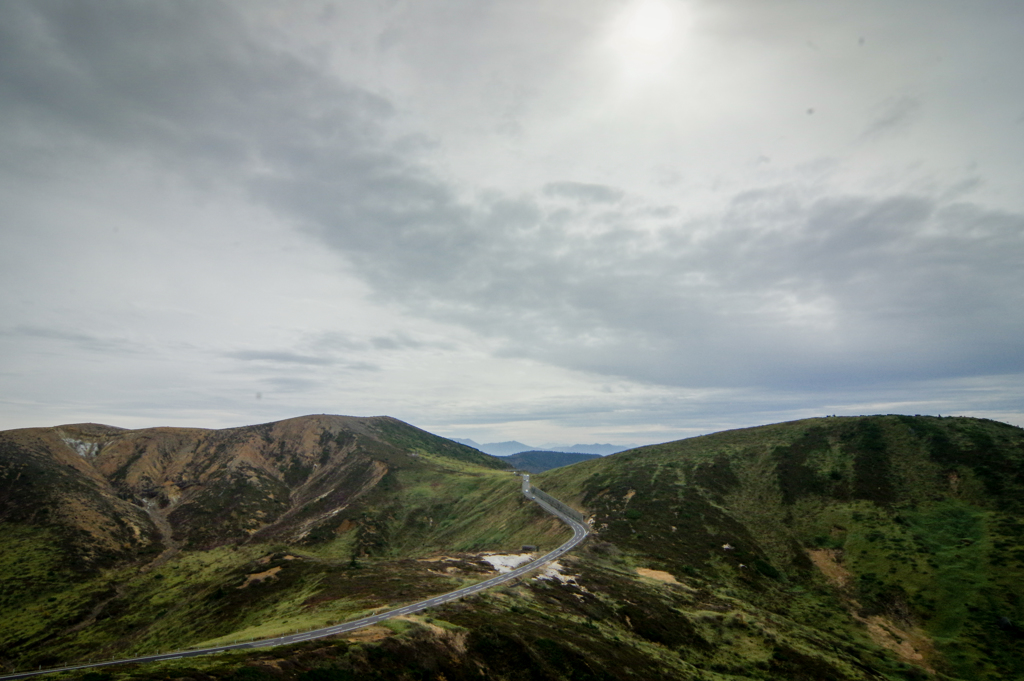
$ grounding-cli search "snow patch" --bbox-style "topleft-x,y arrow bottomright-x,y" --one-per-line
535,560 -> 569,582
62,438 -> 101,458
535,561 -> 586,591
481,553 -> 535,573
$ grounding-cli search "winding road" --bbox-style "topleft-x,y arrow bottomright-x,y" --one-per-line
1,475 -> 588,680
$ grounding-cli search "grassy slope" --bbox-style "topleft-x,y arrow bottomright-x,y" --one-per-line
0,434 -> 567,671
536,414 -> 1024,680
10,543 -> 934,681
6,415 -> 1024,681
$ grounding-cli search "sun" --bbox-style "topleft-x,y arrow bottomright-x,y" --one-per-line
604,0 -> 689,83
618,0 -> 675,46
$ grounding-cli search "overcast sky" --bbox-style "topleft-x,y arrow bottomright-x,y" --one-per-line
1,0 -> 1022,446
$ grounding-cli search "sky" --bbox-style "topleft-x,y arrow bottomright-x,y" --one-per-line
1,0 -> 1022,446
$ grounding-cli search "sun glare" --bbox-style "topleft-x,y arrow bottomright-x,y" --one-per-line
620,0 -> 675,46
605,0 -> 688,84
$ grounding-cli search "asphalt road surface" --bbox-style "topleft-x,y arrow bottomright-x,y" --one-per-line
1,475 -> 588,680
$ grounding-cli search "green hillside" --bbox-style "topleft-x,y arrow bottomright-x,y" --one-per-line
537,414 -> 1024,679
2,414 -> 1022,681
0,416 -> 568,672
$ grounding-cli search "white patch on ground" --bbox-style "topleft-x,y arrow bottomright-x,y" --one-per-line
62,438 -> 101,457
535,561 -> 590,599
535,560 -> 573,584
481,553 -> 535,573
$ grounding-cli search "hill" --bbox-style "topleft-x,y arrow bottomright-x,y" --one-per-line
0,415 -> 574,672
502,450 -> 601,473
2,414 -> 1023,681
538,414 -> 1024,680
0,415 -> 513,562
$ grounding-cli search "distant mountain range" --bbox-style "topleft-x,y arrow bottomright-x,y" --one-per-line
448,438 -> 533,456
449,437 -> 633,456
501,450 -> 601,473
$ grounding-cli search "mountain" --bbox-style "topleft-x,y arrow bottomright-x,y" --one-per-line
450,439 -> 535,456
0,415 -> 575,672
539,443 -> 635,455
2,414 -> 1023,681
502,450 -> 601,473
483,440 -> 534,456
448,436 -> 484,449
538,414 -> 1024,680
450,438 -> 631,456
0,415 -> 510,562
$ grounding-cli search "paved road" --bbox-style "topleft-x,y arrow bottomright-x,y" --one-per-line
0,476 -> 588,680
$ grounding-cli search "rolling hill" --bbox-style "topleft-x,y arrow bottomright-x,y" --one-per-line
537,414 -> 1024,680
1,414 -> 1022,680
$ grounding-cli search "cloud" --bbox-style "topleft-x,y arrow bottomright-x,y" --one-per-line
1,0 -> 1022,438
6,1 -> 1020,396
261,376 -> 325,393
290,171 -> 1024,391
371,333 -> 439,350
543,181 -> 625,203
6,325 -> 142,355
862,94 -> 921,138
0,1 -> 395,180
224,345 -> 384,381
225,351 -> 335,366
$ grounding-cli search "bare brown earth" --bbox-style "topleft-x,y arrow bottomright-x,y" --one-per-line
807,548 -> 936,671
806,548 -> 852,588
238,566 -> 283,589
635,567 -> 680,584
855,614 -> 937,673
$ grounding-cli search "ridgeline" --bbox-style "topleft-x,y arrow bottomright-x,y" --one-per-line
2,414 -> 1022,680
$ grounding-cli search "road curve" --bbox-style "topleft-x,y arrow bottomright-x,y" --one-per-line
1,475 -> 588,680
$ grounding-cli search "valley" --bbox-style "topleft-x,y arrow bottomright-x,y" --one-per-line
1,414 -> 1022,680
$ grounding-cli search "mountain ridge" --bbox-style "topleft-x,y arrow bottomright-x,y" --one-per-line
450,437 -> 632,456
0,414 -> 512,562
3,413 -> 1024,680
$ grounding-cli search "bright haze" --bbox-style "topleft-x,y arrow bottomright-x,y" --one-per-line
1,0 -> 1022,444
